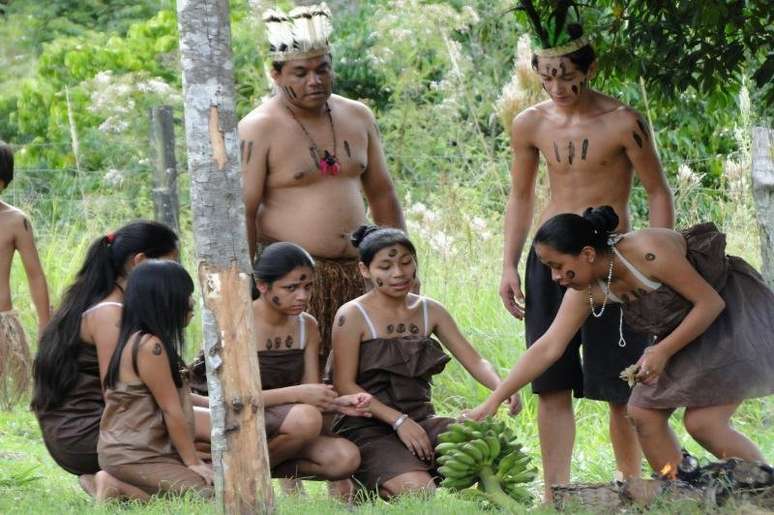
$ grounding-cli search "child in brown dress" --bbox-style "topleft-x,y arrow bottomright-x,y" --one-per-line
252,242 -> 370,486
0,142 -> 50,409
470,206 -> 773,475
333,226 -> 515,498
99,260 -> 212,500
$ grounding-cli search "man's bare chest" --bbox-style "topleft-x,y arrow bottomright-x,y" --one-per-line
268,127 -> 368,187
535,125 -> 627,170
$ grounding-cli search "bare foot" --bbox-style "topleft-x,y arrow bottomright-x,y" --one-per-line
94,470 -> 150,503
280,477 -> 306,496
94,471 -> 119,502
78,474 -> 96,498
328,478 -> 355,503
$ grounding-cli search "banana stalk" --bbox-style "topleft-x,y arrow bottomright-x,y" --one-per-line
435,418 -> 536,509
478,465 -> 525,512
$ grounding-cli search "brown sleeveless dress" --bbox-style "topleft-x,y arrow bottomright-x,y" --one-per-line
35,343 -> 103,475
258,348 -> 304,438
623,223 -> 774,408
98,378 -> 211,496
333,335 -> 454,490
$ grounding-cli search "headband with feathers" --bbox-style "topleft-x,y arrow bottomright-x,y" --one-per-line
515,1 -> 589,57
263,3 -> 333,62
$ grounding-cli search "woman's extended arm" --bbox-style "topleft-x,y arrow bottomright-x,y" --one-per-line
467,289 -> 589,420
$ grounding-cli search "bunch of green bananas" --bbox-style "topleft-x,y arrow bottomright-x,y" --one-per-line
436,418 -> 536,509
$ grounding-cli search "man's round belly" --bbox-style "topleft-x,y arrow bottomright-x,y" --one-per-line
258,191 -> 367,258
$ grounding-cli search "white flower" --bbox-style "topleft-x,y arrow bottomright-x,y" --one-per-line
676,163 -> 703,189
462,6 -> 480,24
104,168 -> 125,186
471,216 -> 487,233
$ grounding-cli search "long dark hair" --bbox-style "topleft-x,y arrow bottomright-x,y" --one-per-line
534,206 -> 619,254
351,225 -> 417,266
104,260 -> 194,390
31,221 -> 178,412
252,242 -> 315,299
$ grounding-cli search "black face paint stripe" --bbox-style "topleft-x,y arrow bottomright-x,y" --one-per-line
581,139 -> 589,160
245,141 -> 253,164
633,132 -> 643,148
344,140 -> 351,158
553,142 -> 561,162
568,141 -> 575,165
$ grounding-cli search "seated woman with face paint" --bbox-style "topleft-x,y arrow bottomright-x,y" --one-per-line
252,242 -> 371,483
99,260 -> 213,500
469,206 -> 774,476
332,225 -> 512,498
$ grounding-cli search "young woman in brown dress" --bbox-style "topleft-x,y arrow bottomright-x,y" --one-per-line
31,221 -> 205,499
98,260 -> 212,500
470,206 -> 774,475
332,226 -> 516,498
252,242 -> 370,486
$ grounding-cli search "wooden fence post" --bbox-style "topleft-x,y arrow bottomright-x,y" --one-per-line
149,105 -> 180,233
176,0 -> 273,512
751,127 -> 774,289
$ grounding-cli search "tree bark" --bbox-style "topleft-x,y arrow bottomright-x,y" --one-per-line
176,0 -> 273,512
751,127 -> 774,289
149,106 -> 179,233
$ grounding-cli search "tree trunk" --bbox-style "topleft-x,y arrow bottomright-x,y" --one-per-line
751,127 -> 774,289
149,105 -> 179,233
176,1 -> 273,512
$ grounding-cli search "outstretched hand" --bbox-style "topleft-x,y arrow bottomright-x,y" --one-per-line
333,392 -> 373,417
463,399 -> 499,421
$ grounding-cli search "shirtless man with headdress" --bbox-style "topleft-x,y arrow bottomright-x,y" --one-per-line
498,1 -> 674,501
240,3 -> 406,374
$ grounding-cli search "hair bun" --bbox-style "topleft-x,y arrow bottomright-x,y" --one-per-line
350,224 -> 380,248
582,206 -> 618,234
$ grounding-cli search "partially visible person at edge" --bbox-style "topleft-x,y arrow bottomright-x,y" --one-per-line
251,241 -> 372,499
240,3 -> 407,377
470,206 -> 774,477
98,260 -> 213,501
498,5 -> 673,500
0,142 -> 50,409
31,221 -> 209,500
332,226 -> 516,499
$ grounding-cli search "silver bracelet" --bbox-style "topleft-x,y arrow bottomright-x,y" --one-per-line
392,413 -> 409,431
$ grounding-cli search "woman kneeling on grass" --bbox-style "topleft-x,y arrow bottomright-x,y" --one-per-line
332,226 -> 516,498
31,221 -> 209,499
98,260 -> 212,500
470,206 -> 774,475
251,242 -> 371,488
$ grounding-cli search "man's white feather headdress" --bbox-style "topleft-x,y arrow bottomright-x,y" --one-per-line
263,3 -> 333,62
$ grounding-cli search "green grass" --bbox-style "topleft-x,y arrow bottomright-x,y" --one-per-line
3,142 -> 773,513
